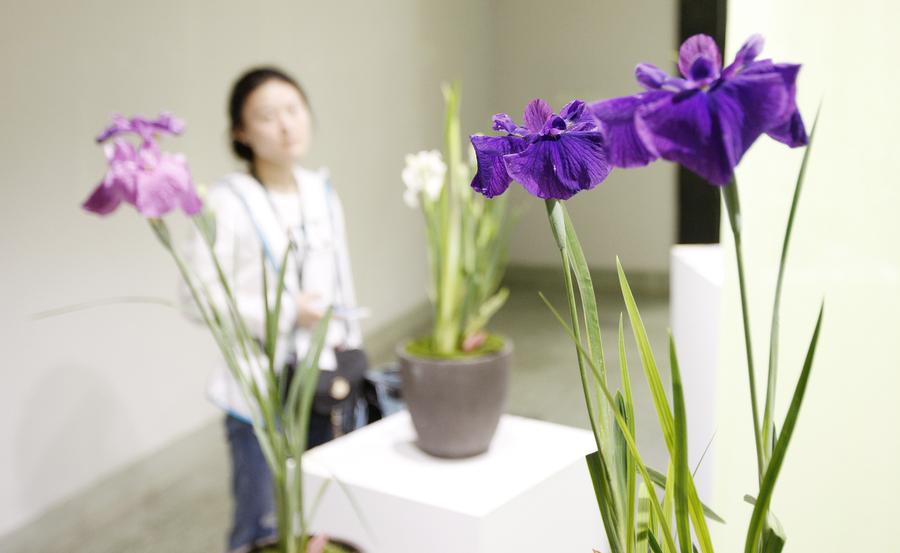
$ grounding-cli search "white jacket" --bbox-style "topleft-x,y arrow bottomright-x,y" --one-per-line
180,166 -> 362,421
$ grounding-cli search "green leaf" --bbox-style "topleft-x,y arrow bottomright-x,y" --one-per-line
692,432 -> 715,479
636,483 -> 653,553
670,335 -> 692,553
620,315 -> 637,553
563,206 -> 608,437
539,293 -> 677,553
617,259 -> 716,553
462,287 -> 509,338
761,513 -> 786,553
745,304 -> 824,553
646,468 -> 724,524
762,106 -> 821,463
661,462 -> 674,542
616,258 -> 673,448
586,451 -> 625,553
646,532 -> 664,553
285,308 -> 333,454
267,246 -> 292,364
544,200 -> 604,455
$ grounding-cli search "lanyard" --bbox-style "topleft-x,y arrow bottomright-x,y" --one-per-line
255,175 -> 307,290
249,171 -> 342,305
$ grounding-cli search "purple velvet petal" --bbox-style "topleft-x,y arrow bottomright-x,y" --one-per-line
151,112 -> 186,135
95,114 -> 132,143
129,116 -> 158,141
767,109 -> 807,147
82,182 -> 124,215
134,173 -> 178,218
523,99 -> 553,132
504,132 -> 610,200
711,68 -> 793,167
559,100 -> 595,127
470,134 -> 526,198
167,153 -> 202,215
635,89 -> 734,185
723,34 -> 765,77
635,63 -> 670,90
553,132 -> 611,191
590,92 -> 669,168
492,113 -> 520,134
132,150 -> 190,218
678,34 -> 722,81
764,63 -> 807,147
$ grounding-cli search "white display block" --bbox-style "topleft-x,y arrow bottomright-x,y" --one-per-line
302,412 -> 606,553
670,244 -> 723,500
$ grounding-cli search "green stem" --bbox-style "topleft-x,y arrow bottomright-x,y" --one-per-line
545,201 -> 602,453
152,219 -> 294,550
721,183 -> 765,482
434,85 -> 463,354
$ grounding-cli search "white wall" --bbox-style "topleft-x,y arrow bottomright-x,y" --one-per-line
492,0 -> 678,272
0,0 -> 493,537
712,1 -> 900,550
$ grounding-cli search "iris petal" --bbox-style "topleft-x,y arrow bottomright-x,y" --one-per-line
523,99 -> 553,132
591,91 -> 669,168
678,34 -> 722,80
470,135 -> 526,198
504,132 -> 609,200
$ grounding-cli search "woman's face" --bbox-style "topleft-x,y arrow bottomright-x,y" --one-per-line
235,79 -> 312,166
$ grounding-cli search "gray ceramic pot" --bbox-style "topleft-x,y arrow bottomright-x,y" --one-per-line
397,340 -> 512,458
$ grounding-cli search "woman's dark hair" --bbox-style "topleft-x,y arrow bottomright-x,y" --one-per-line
228,66 -> 311,163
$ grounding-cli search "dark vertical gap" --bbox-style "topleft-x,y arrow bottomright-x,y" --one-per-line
677,0 -> 727,244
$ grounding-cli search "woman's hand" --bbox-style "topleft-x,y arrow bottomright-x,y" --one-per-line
295,291 -> 325,328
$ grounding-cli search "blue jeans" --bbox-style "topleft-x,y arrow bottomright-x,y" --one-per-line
224,414 -> 333,553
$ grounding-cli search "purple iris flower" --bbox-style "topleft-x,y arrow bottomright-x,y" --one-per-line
95,112 -> 186,143
590,34 -> 807,185
470,99 -> 611,200
83,113 -> 201,218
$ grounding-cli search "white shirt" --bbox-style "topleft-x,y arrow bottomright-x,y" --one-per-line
180,166 -> 362,421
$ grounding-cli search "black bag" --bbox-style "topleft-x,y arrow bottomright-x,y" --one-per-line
313,348 -> 368,416
283,348 -> 377,438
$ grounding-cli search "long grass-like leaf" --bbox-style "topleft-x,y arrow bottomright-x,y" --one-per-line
761,107 -> 821,463
637,483 -> 653,553
286,309 -> 333,452
539,293 -> 677,553
616,258 -> 673,446
620,315 -> 637,553
563,206 -> 609,441
670,335 -> 692,553
587,451 -> 625,553
661,462 -> 675,549
745,304 -> 824,553
645,468 -> 724,523
617,260 -> 716,553
545,200 -> 603,453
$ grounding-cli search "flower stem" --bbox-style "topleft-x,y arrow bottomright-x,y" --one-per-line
721,183 -> 764,482
545,200 -> 603,452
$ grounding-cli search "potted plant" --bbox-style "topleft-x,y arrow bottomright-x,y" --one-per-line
81,113 -> 360,553
397,84 -> 513,458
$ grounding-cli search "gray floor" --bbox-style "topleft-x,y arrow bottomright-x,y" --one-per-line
1,278 -> 670,553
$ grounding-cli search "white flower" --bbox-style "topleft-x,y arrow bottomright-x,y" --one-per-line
402,150 -> 446,207
403,187 -> 420,209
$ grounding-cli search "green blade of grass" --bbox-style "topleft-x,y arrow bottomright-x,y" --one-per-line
671,334 -> 693,553
745,304 -> 824,553
761,106 -> 821,464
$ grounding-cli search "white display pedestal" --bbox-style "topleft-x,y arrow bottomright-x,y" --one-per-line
670,244 -> 723,500
302,412 -> 605,553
